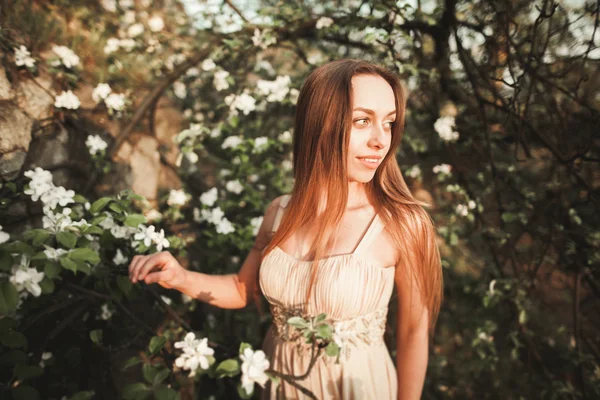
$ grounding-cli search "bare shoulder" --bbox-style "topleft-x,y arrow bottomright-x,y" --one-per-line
252,195 -> 288,250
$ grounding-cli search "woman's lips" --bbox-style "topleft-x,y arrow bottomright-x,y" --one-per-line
356,157 -> 381,169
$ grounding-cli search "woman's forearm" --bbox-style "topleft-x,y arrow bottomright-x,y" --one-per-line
178,270 -> 247,309
396,328 -> 429,400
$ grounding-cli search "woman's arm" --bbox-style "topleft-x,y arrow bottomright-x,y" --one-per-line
129,195 -> 283,309
394,263 -> 430,400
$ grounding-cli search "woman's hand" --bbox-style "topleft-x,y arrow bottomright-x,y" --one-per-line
128,251 -> 187,290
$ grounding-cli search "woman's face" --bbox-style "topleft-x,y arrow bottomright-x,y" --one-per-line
347,74 -> 396,183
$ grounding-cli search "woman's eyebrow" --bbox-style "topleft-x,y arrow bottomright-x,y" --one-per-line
353,107 -> 396,117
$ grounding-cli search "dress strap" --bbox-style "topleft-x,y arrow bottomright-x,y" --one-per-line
352,213 -> 384,256
271,194 -> 291,232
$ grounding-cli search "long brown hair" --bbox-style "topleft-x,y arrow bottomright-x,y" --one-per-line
262,59 -> 443,334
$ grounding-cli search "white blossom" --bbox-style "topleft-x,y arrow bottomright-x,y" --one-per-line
122,9 -> 136,24
434,116 -> 459,142
253,136 -> 269,153
173,81 -> 187,99
148,15 -> 164,32
0,225 -> 10,244
433,163 -> 452,174
145,209 -> 163,222
256,75 -> 291,102
92,83 -> 112,103
199,188 -> 218,207
216,218 -> 235,235
468,200 -> 477,209
456,204 -> 469,217
14,45 -> 36,68
250,216 -> 263,236
213,69 -> 231,91
43,247 -> 68,261
100,0 -> 117,12
165,53 -> 186,70
113,249 -> 128,265
104,38 -> 120,55
181,293 -> 193,304
51,45 -> 80,69
281,159 -> 293,171
100,303 -> 113,320
251,28 -> 276,50
201,58 -> 216,71
225,91 -> 256,115
105,93 -> 126,113
160,295 -> 173,306
186,67 -> 200,77
40,186 -> 75,211
118,38 -> 136,52
278,130 -> 292,143
316,17 -> 334,29
110,224 -> 137,239
86,135 -> 108,155
225,180 -> 244,195
222,135 -> 244,150
239,347 -> 270,395
54,90 -> 81,110
174,333 -> 215,377
488,279 -> 497,296
23,168 -> 53,201
167,189 -> 189,207
9,255 -> 44,298
39,352 -> 52,368
127,23 -> 144,37
133,225 -> 170,251
405,165 -> 421,179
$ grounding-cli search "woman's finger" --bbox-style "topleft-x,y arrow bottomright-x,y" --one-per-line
137,252 -> 172,281
129,255 -> 143,280
144,268 -> 174,285
130,255 -> 148,282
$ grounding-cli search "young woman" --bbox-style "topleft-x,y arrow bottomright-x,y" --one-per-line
128,59 -> 443,399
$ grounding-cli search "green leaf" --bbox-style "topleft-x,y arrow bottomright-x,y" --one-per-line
83,226 -> 104,235
122,383 -> 150,400
152,369 -> 170,386
14,364 -> 44,380
23,229 -> 51,246
0,251 -> 13,271
60,257 -> 78,274
109,202 -> 125,213
239,342 -> 252,355
0,317 -> 17,333
148,336 -> 166,356
3,241 -> 34,256
287,316 -> 309,329
153,385 -> 178,400
0,282 -> 19,314
0,350 -> 27,366
325,341 -> 340,357
39,278 -> 55,295
68,390 -> 95,400
90,197 -> 112,214
56,231 -> 78,249
314,313 -> 327,324
44,262 -> 61,279
124,214 -> 147,227
117,276 -> 132,296
0,331 -> 27,348
122,356 -> 142,371
215,359 -> 240,378
90,329 -> 103,345
69,248 -> 100,265
91,214 -> 108,225
11,385 -> 40,400
142,363 -> 160,384
315,324 -> 333,340
72,194 -> 88,203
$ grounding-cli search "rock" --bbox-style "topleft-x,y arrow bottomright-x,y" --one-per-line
129,133 -> 160,201
16,72 -> 55,121
0,151 -> 27,181
154,97 -> 183,165
0,104 -> 32,180
0,67 -> 14,100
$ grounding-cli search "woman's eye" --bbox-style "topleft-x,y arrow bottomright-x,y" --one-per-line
355,118 -> 369,126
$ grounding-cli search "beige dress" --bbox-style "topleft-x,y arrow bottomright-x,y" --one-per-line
259,195 -> 398,399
